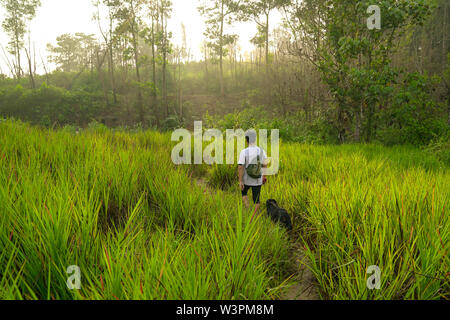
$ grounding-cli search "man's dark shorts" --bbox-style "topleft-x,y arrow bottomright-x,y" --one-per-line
242,185 -> 262,204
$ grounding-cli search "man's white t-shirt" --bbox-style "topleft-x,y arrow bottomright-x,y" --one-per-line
238,145 -> 267,186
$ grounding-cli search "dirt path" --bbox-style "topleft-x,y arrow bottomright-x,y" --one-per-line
195,177 -> 213,195
193,176 -> 320,300
281,243 -> 320,300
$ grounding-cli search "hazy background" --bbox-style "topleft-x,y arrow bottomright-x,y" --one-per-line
0,0 -> 446,148
0,0 -> 282,75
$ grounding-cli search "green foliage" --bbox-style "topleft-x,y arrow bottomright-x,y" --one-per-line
61,124 -> 79,134
208,164 -> 237,190
198,0 -> 243,57
0,0 -> 446,149
47,33 -> 97,72
161,115 -> 183,132
377,72 -> 448,146
205,106 -> 340,144
293,0 -> 436,143
87,120 -> 109,134
0,0 -> 41,55
0,83 -> 105,127
423,134 -> 450,166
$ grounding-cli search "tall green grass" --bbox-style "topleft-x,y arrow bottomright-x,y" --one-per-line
265,143 -> 449,299
1,119 -> 448,300
0,120 -> 289,300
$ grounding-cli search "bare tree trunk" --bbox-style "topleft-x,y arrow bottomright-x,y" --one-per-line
354,104 -> 363,142
25,32 -> 35,89
109,8 -> 117,104
40,53 -> 50,85
107,47 -> 116,104
219,1 -> 225,97
151,16 -> 158,125
132,30 -> 144,124
96,49 -> 109,105
130,2 -> 144,125
179,57 -> 182,119
15,30 -> 22,80
443,2 -> 448,73
204,43 -> 209,86
265,11 -> 270,75
1,44 -> 16,77
25,48 -> 35,89
161,2 -> 168,118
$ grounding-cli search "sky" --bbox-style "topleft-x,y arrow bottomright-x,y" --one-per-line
0,0 -> 283,75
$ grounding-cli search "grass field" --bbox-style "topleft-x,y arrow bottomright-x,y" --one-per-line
0,119 -> 448,300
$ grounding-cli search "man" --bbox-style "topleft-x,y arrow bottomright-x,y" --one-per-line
238,130 -> 268,212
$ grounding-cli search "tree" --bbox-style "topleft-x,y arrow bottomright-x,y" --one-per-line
113,0 -> 147,124
242,0 -> 289,74
47,33 -> 97,73
0,0 -> 41,80
158,0 -> 173,118
24,29 -> 36,88
142,0 -> 160,123
198,0 -> 243,97
176,23 -> 190,119
286,0 -> 434,142
93,0 -> 121,104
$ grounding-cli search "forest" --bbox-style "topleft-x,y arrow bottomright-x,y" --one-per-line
0,0 -> 448,147
0,0 -> 449,301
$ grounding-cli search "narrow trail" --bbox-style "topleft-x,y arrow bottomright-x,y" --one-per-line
281,243 -> 320,300
193,176 -> 320,300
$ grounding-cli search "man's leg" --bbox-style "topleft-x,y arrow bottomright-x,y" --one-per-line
252,185 -> 262,212
241,185 -> 250,209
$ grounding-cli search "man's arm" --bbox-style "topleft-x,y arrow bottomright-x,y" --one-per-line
262,152 -> 269,184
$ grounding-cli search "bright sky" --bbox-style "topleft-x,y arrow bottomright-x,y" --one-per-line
0,0 -> 283,75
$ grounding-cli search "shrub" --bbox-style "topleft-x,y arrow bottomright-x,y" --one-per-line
423,134 -> 450,166
0,83 -> 104,127
208,164 -> 237,190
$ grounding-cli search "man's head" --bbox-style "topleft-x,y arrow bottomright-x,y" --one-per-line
245,129 -> 257,145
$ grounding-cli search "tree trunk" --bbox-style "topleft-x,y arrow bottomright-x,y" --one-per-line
40,53 -> 50,85
161,5 -> 168,118
25,33 -> 35,89
219,1 -> 225,97
151,17 -> 158,125
96,49 -> 109,105
15,36 -> 22,80
25,49 -> 35,89
204,44 -> 209,86
265,11 -> 270,75
178,56 -> 182,119
109,9 -> 117,105
443,2 -> 448,73
354,105 -> 362,143
131,12 -> 144,125
108,46 -> 117,104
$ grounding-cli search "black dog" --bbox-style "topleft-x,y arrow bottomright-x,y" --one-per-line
266,199 -> 293,231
